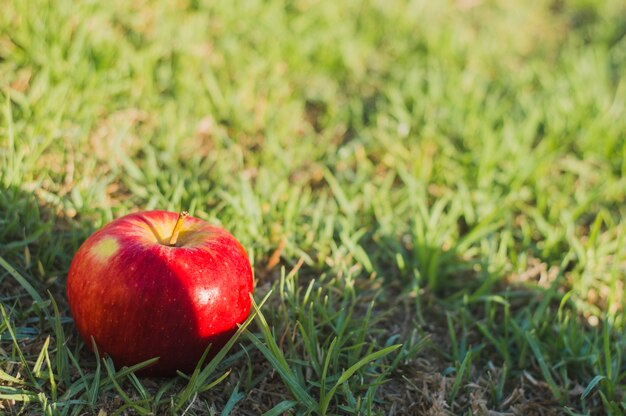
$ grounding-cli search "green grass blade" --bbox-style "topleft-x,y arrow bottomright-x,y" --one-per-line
220,383 -> 244,416
0,255 -> 44,304
262,400 -> 298,416
0,392 -> 38,402
43,337 -> 58,401
448,350 -> 471,404
320,337 -> 338,407
87,343 -> 102,406
33,335 -> 51,377
50,293 -> 70,385
247,332 -> 316,410
1,304 -> 36,384
102,358 -> 151,415
199,369 -> 231,393
320,344 -> 401,414
525,331 -> 562,401
0,368 -> 24,384
581,375 -> 606,401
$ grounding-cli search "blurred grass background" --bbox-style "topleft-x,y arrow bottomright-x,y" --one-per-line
1,0 -> 625,414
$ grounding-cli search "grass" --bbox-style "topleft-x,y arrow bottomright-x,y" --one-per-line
1,0 -> 625,414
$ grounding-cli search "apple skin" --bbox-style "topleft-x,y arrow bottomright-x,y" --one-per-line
66,210 -> 254,377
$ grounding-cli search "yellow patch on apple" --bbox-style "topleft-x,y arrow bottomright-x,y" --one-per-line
91,237 -> 119,261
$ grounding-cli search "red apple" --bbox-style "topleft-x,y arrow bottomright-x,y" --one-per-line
66,210 -> 254,376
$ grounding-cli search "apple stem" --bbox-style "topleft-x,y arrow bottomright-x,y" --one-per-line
169,211 -> 189,246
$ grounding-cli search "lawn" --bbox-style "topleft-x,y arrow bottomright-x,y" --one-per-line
1,0 -> 625,414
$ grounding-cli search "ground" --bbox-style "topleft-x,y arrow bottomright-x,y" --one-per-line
1,0 -> 625,414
